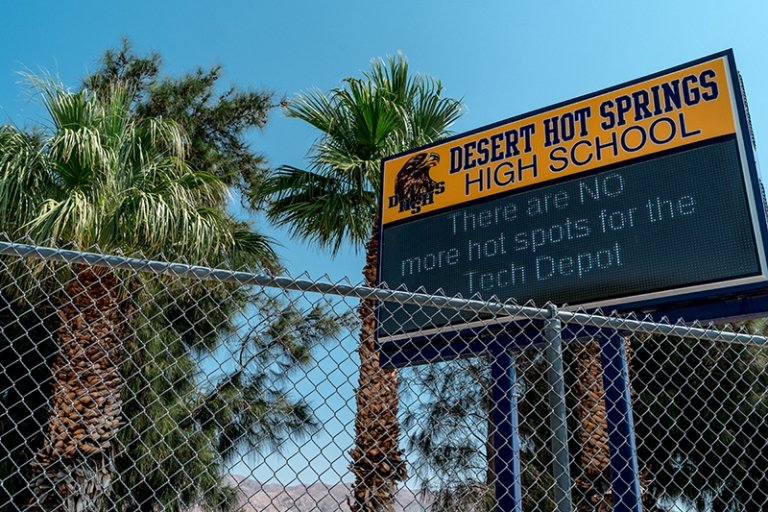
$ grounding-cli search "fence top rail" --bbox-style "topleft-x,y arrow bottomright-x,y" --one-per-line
1,240 -> 765,347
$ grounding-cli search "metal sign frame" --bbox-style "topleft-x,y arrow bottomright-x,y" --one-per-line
376,49 -> 766,350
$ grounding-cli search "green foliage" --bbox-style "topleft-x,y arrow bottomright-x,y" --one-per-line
112,285 -> 355,511
0,73 -> 275,509
0,78 -> 275,269
260,53 -> 463,253
258,54 -> 462,512
0,41 -> 354,511
402,354 -> 556,511
114,323 -> 236,512
632,327 -> 768,511
85,39 -> 274,211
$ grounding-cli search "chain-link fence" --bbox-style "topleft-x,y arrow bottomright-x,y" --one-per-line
1,240 -> 767,512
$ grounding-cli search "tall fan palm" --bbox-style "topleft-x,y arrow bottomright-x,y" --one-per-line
261,55 -> 462,512
0,80 -> 275,511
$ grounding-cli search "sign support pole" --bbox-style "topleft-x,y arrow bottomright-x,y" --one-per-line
491,348 -> 522,512
544,307 -> 573,512
599,330 -> 643,512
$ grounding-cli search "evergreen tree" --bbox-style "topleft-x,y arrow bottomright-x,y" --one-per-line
632,321 -> 768,511
85,39 -> 274,211
113,284 -> 354,511
402,355 -> 556,511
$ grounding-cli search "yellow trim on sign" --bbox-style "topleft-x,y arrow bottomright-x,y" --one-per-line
382,57 -> 735,225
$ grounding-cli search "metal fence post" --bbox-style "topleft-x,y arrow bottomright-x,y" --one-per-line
600,329 -> 643,512
544,306 -> 573,512
491,348 -> 522,512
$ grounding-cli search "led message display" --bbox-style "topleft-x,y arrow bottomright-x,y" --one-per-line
377,52 -> 765,342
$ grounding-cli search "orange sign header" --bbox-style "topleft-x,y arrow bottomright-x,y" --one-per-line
381,56 -> 736,225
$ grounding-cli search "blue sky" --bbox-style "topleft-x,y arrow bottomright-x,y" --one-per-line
3,0 -> 768,281
3,0 -> 768,487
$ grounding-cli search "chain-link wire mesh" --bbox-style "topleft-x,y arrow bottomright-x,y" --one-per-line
1,239 -> 767,512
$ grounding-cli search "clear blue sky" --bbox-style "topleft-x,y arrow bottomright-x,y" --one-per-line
3,0 -> 768,282
3,0 -> 768,487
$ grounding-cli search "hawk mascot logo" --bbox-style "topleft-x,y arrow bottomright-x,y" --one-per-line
387,152 -> 445,215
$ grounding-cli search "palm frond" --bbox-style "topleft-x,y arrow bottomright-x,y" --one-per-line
231,228 -> 280,273
263,54 -> 462,254
134,117 -> 189,160
336,78 -> 403,157
49,127 -> 109,185
283,88 -> 344,137
264,165 -> 375,252
41,86 -> 95,132
0,127 -> 50,233
25,192 -> 99,247
366,53 -> 418,108
0,75 -> 275,270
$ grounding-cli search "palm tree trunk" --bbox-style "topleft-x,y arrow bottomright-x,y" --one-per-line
573,339 -> 613,511
573,337 -> 657,511
28,266 -> 129,511
349,221 -> 407,512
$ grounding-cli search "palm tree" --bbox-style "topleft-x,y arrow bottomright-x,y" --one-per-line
260,55 -> 462,512
0,79 -> 274,511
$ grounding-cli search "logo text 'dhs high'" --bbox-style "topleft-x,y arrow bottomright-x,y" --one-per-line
387,152 -> 446,215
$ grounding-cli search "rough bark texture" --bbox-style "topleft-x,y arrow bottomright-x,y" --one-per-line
573,338 -> 658,511
348,222 -> 406,512
28,266 -> 130,511
573,339 -> 613,511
